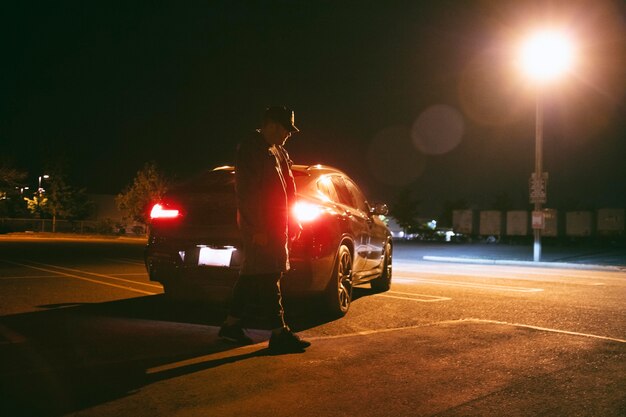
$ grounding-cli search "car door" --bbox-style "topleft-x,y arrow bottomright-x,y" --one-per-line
329,175 -> 370,273
343,178 -> 384,271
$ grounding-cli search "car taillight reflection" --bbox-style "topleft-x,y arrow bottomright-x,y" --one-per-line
150,203 -> 181,220
293,201 -> 322,223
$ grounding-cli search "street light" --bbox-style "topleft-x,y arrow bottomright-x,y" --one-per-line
519,29 -> 575,261
16,186 -> 30,195
38,174 -> 50,194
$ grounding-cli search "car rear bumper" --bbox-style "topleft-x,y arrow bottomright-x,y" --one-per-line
145,241 -> 331,301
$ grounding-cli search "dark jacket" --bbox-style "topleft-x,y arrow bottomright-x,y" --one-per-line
235,131 -> 296,274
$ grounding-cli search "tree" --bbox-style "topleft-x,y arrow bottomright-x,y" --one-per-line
0,163 -> 29,217
116,162 -> 169,225
24,165 -> 93,231
45,175 -> 92,231
389,187 -> 421,235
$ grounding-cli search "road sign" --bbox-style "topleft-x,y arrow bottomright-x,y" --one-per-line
532,210 -> 545,229
529,172 -> 548,204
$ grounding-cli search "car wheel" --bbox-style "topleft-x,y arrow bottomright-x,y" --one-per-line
325,244 -> 353,317
370,242 -> 392,292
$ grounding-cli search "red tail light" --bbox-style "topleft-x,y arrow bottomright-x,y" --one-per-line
150,203 -> 181,220
293,201 -> 322,223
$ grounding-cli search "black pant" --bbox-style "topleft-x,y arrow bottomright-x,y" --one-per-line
229,272 -> 286,329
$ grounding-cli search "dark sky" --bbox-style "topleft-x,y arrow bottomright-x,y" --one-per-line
2,0 -> 625,216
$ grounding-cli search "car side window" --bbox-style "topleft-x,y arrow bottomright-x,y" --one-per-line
330,176 -> 354,207
344,178 -> 369,213
316,176 -> 338,202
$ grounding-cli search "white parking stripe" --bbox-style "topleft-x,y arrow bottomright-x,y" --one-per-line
1,260 -> 159,295
25,261 -> 163,289
307,319 -> 626,344
0,275 -> 58,280
376,291 -> 451,302
394,273 -> 543,293
458,319 -> 626,344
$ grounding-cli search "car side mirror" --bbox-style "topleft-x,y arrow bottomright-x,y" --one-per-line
370,203 -> 388,216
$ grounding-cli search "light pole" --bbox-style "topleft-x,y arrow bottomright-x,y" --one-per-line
519,29 -> 574,261
38,174 -> 50,195
16,186 -> 30,195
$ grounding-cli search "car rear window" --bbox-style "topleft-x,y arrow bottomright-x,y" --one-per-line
173,170 -> 234,193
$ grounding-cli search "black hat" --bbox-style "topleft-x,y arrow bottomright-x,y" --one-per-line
264,106 -> 299,133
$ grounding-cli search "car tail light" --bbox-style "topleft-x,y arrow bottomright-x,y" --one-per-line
150,203 -> 182,220
293,201 -> 322,223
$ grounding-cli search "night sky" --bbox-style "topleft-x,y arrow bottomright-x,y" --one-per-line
2,0 -> 625,217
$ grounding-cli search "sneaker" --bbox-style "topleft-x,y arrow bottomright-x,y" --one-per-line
269,329 -> 311,354
218,324 -> 254,345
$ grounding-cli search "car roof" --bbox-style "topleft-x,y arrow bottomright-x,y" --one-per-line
213,164 -> 349,178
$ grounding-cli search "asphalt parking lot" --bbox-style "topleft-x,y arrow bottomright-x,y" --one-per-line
0,235 -> 625,416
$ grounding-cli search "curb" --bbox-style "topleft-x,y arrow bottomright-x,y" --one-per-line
422,256 -> 625,272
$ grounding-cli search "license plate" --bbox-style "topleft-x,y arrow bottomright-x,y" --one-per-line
198,247 -> 235,267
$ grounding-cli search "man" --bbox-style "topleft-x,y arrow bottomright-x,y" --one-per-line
219,106 -> 311,354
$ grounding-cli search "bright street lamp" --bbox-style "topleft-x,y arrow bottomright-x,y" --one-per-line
520,30 -> 575,83
519,29 -> 575,262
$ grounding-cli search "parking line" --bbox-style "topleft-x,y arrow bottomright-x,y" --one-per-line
458,319 -> 626,344
308,319 -> 626,344
394,273 -> 543,293
1,260 -> 159,295
0,275 -> 58,280
375,291 -> 451,302
25,261 -> 163,289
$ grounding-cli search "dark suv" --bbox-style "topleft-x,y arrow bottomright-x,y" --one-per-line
145,164 -> 392,317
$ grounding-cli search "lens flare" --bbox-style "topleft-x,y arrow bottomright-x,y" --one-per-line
411,105 -> 464,155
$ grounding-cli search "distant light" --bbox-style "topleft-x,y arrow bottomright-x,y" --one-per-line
520,30 -> 574,82
428,220 -> 437,230
213,165 -> 234,172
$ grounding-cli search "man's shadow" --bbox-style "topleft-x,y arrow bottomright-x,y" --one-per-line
0,291 -> 347,417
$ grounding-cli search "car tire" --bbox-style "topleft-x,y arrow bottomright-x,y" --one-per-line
370,241 -> 392,292
324,244 -> 353,317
